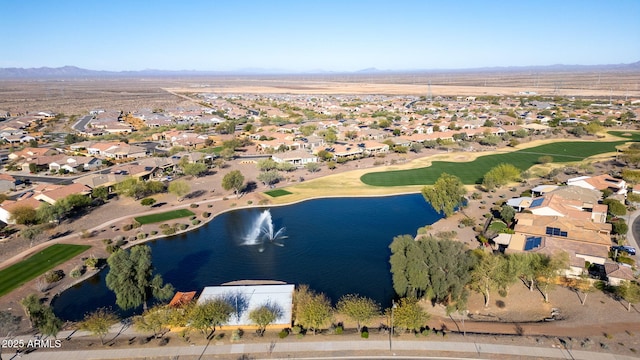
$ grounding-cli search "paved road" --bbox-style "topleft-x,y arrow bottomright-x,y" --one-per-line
626,209 -> 640,262
15,338 -> 637,360
72,115 -> 93,132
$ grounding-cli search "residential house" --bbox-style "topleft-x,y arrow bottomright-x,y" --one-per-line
34,183 -> 92,205
272,150 -> 318,167
505,213 -> 612,275
567,175 -> 627,195
603,262 -> 635,286
0,196 -> 43,224
527,193 -> 608,223
88,142 -> 147,160
8,147 -> 57,161
48,156 -> 103,173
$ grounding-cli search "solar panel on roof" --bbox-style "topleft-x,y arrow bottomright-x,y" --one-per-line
560,231 -> 567,237
524,236 -> 542,250
530,198 -> 544,207
546,227 -> 553,235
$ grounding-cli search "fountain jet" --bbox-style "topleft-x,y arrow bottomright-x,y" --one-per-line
243,210 -> 287,251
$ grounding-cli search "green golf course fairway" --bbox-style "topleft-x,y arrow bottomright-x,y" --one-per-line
0,244 -> 91,297
360,131 -> 639,187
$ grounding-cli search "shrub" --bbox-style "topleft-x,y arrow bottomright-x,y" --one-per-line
178,223 -> 188,231
247,200 -> 253,205
150,230 -> 158,235
70,266 -> 84,278
162,227 -> 176,235
44,269 -> 64,283
84,256 -> 98,269
361,331 -> 369,339
190,203 -> 199,209
102,239 -> 112,245
115,238 -> 127,247
459,217 -> 475,227
122,223 -> 133,231
231,329 -> 242,341
113,235 -> 125,243
202,212 -> 211,218
105,244 -> 119,253
291,325 -> 302,335
207,204 -> 213,208
159,223 -> 171,230
191,219 -> 201,226
136,232 -> 147,240
335,325 -> 343,335
278,329 -> 289,339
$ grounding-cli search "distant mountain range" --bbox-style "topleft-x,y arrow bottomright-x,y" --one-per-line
0,62 -> 638,79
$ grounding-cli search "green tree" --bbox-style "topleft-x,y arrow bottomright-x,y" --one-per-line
537,155 -> 553,164
105,245 -> 174,311
35,306 -> 62,338
9,205 -> 38,225
140,197 -> 157,206
585,121 -> 603,135
299,124 -> 317,136
500,206 -> 516,225
219,147 -> 235,160
168,180 -> 190,200
20,225 -> 42,248
134,305 -> 171,338
617,281 -> 640,312
297,291 -> 332,335
567,275 -> 595,305
257,169 -> 282,185
482,163 -> 521,190
603,198 -> 626,216
79,308 -> 119,345
422,173 -> 466,217
249,304 -> 282,336
389,235 -> 474,310
336,294 -> 380,332
182,162 -> 208,177
92,186 -> 110,201
469,250 -> 504,307
188,299 -> 233,338
535,252 -> 569,303
391,297 -> 430,334
115,178 -> 148,200
20,294 -> 41,328
257,158 -> 278,171
305,162 -> 320,172
222,170 -> 245,197
277,162 -> 297,172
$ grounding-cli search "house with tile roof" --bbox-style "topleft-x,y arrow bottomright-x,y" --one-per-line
567,174 -> 627,195
0,196 -> 43,224
504,213 -> 612,275
271,150 -> 318,168
33,183 -> 92,205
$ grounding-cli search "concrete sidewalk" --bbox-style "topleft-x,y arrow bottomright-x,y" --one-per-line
16,338 -> 638,360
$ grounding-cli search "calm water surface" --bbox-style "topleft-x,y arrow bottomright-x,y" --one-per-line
53,194 -> 441,321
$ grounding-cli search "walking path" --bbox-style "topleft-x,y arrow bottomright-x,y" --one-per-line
16,338 -> 638,360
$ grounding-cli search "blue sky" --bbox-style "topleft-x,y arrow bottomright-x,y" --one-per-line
2,0 -> 639,72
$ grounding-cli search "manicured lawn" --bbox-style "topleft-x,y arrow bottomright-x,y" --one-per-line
0,244 -> 91,297
134,209 -> 195,225
361,138 -> 634,187
264,189 -> 293,197
489,221 -> 507,232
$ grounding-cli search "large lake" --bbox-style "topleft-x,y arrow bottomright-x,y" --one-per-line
53,193 -> 442,321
